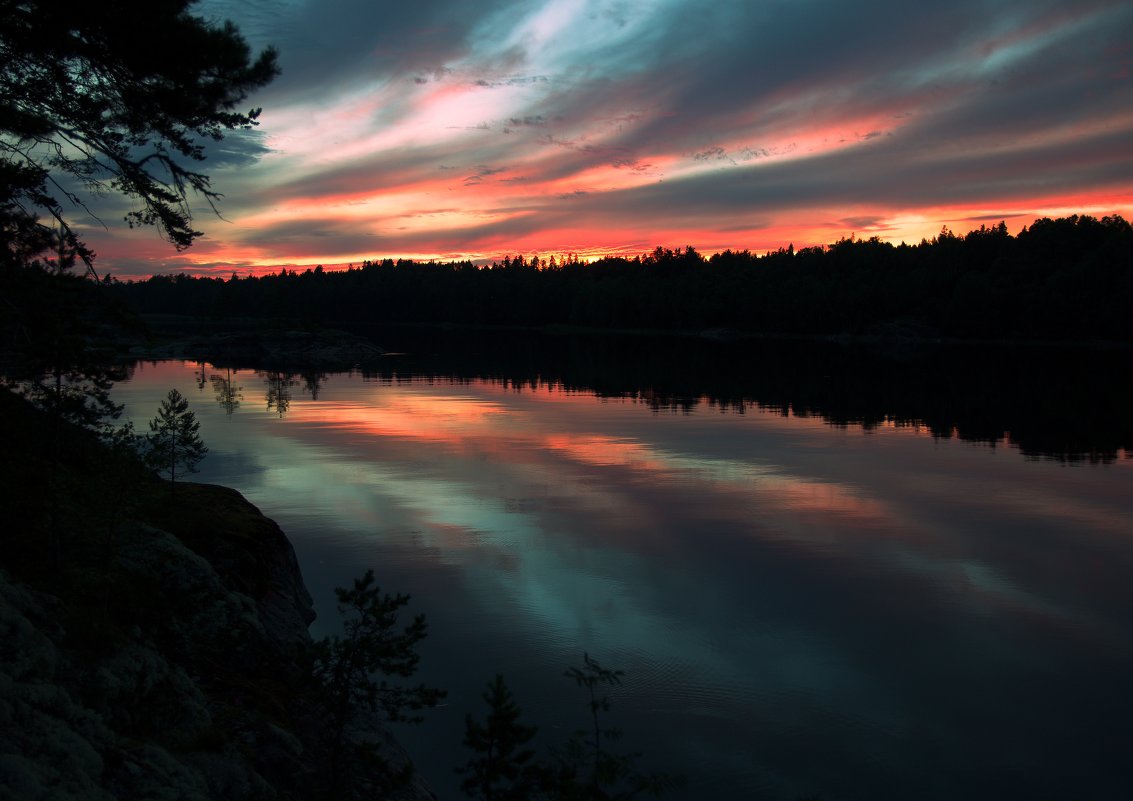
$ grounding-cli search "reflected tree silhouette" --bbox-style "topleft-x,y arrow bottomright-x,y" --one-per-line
210,367 -> 243,416
263,370 -> 299,417
302,369 -> 328,400
352,332 -> 1133,463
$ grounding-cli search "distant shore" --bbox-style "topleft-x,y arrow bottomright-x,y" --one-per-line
132,312 -> 1133,360
126,314 -> 389,368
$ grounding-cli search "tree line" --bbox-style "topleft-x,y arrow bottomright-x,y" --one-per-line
177,334 -> 1131,464
114,214 -> 1133,342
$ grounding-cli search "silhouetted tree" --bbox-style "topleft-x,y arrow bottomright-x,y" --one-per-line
145,388 -> 207,496
210,367 -> 242,416
1,0 -> 277,520
96,420 -> 147,548
1,0 -> 279,269
16,354 -> 124,432
313,569 -> 446,796
459,674 -> 539,801
302,369 -> 328,400
263,370 -> 298,416
543,653 -> 681,800
3,265 -> 128,435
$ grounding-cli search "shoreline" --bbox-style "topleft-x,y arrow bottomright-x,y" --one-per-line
0,382 -> 435,801
135,312 -> 1133,354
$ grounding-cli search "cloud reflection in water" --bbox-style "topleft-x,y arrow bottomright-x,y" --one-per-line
115,360 -> 1133,800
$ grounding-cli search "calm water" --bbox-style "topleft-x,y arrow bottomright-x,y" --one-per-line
114,335 -> 1133,800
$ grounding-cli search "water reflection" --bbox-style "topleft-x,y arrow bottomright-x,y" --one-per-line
209,366 -> 242,416
113,354 -> 1133,801
348,329 -> 1133,463
262,370 -> 298,417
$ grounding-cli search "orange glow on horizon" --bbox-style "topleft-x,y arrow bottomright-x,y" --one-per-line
104,190 -> 1133,280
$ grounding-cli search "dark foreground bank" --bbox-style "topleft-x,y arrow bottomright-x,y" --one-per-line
0,387 -> 433,801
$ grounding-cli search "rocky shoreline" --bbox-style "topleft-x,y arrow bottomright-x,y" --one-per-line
0,478 -> 434,801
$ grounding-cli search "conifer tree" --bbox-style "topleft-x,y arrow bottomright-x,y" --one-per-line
546,653 -> 681,800
313,569 -> 446,796
146,388 -> 207,496
1,0 -> 279,269
459,674 -> 539,801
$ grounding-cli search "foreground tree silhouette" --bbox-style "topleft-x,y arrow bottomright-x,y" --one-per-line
146,388 -> 207,496
2,1 -> 278,488
1,0 -> 279,269
210,367 -> 243,416
458,674 -> 539,801
313,569 -> 446,798
458,655 -> 682,801
547,653 -> 681,800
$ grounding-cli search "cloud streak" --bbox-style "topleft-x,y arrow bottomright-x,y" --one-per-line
86,0 -> 1133,276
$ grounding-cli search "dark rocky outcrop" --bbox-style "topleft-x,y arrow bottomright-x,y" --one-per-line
0,474 -> 434,800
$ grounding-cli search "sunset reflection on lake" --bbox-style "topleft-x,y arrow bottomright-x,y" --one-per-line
115,356 -> 1133,801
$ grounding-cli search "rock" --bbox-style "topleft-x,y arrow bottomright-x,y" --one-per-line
0,480 -> 434,801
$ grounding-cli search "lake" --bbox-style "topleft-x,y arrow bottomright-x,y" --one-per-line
113,331 -> 1133,800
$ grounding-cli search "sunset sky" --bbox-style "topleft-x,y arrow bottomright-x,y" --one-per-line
83,0 -> 1133,278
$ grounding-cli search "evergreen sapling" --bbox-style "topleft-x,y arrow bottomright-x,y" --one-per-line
146,388 -> 207,496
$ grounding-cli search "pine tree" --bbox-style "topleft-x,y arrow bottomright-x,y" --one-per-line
459,674 -> 538,801
1,0 -> 279,269
146,388 -> 207,496
313,569 -> 446,797
546,653 -> 682,800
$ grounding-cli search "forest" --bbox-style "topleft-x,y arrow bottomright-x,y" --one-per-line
113,214 -> 1133,342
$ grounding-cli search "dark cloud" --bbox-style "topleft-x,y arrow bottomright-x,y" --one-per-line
508,115 -> 547,127
200,129 -> 272,169
502,114 -> 548,133
839,216 -> 890,232
693,146 -> 734,164
463,165 -> 508,185
238,218 -> 383,255
252,0 -> 516,101
539,0 -> 1130,165
574,123 -> 1133,225
259,144 -> 460,202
